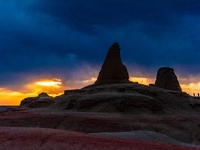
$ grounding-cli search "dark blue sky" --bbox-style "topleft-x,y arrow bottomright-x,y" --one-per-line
1,0 -> 200,91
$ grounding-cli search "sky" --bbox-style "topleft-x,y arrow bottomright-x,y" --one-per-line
1,0 -> 200,105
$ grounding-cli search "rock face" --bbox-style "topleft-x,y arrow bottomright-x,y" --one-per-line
49,83 -> 199,114
50,83 -> 163,113
95,43 -> 130,85
155,67 -> 182,91
20,92 -> 54,108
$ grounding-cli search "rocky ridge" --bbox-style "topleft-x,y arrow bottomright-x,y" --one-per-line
20,83 -> 200,114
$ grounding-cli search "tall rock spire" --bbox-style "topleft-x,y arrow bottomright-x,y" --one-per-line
95,43 -> 130,85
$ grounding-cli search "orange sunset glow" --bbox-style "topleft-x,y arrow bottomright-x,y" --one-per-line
0,76 -> 200,106
36,79 -> 62,87
0,78 -> 64,106
30,78 -> 64,96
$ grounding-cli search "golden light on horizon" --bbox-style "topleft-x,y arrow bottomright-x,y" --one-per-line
0,78 -> 64,106
0,88 -> 36,106
129,76 -> 199,96
1,76 -> 200,106
180,82 -> 200,96
32,78 -> 64,96
35,78 -> 61,87
129,77 -> 154,85
81,77 -> 97,83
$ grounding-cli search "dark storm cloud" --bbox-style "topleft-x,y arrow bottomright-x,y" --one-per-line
26,0 -> 175,33
27,0 -> 200,65
26,0 -> 200,32
1,0 -> 200,90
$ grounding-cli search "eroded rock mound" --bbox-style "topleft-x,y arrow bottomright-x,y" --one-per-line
49,83 -> 199,114
155,67 -> 182,91
20,92 -> 54,108
95,43 -> 130,85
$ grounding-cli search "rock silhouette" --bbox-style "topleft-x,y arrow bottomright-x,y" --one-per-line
155,67 -> 182,91
95,43 -> 130,85
20,92 -> 54,108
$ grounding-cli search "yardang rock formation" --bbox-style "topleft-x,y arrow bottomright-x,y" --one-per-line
155,67 -> 182,91
95,42 -> 130,85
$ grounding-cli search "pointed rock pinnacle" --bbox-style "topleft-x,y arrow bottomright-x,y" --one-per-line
95,43 -> 130,85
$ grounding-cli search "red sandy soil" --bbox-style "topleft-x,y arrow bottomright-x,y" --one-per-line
0,108 -> 200,149
0,127 -> 198,150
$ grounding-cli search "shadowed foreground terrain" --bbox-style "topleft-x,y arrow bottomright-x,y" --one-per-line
0,127 -> 198,150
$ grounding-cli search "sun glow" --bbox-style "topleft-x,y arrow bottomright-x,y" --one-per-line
31,78 -> 64,96
180,82 -> 200,96
129,77 -> 154,85
36,79 -> 61,87
0,78 -> 64,106
0,88 -> 36,106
